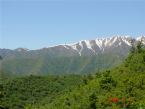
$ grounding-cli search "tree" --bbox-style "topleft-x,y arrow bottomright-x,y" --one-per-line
99,71 -> 117,91
130,39 -> 136,53
64,98 -> 71,106
136,41 -> 143,53
0,84 -> 8,109
89,93 -> 97,109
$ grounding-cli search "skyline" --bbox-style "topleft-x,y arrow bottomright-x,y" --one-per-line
1,35 -> 145,50
1,0 -> 145,49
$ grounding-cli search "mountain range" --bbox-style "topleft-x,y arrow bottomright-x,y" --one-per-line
0,36 -> 145,75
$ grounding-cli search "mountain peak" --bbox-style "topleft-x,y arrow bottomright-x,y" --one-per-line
66,36 -> 136,56
12,36 -> 144,56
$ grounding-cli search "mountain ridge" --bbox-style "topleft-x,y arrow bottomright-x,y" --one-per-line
0,36 -> 145,75
2,36 -> 145,52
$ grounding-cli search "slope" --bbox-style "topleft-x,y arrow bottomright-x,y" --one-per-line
29,43 -> 145,109
1,75 -> 84,109
1,36 -> 138,75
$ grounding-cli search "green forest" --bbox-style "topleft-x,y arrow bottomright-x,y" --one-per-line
1,42 -> 145,109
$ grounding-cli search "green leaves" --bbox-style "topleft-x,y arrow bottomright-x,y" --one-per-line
99,71 -> 117,91
2,46 -> 145,109
2,75 -> 83,109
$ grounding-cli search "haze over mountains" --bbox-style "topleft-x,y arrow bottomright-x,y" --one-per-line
0,36 -> 145,75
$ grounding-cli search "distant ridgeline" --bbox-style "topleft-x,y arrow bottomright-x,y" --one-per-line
0,36 -> 145,76
1,38 -> 145,109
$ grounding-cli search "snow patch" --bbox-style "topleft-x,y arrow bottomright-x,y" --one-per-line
70,44 -> 77,51
122,39 -> 131,46
63,45 -> 70,49
95,39 -> 103,49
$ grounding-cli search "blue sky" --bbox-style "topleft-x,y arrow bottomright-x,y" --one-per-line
1,0 -> 145,49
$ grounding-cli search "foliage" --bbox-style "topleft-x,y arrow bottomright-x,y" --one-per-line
25,44 -> 145,109
1,75 -> 83,109
2,43 -> 145,109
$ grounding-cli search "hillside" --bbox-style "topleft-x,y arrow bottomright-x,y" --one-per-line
26,43 -> 145,109
1,41 -> 145,109
1,75 -> 84,109
1,36 -> 145,75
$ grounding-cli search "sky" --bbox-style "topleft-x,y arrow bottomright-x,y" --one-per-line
0,0 -> 145,50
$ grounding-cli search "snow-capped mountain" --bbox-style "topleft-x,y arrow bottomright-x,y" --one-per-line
41,36 -> 145,56
64,36 -> 132,56
0,36 -> 145,75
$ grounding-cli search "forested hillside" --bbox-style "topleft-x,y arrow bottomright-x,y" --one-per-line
1,42 -> 145,109
26,43 -> 145,109
0,75 -> 84,109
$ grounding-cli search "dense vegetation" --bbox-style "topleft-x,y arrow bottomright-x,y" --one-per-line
1,42 -> 145,109
27,43 -> 145,109
0,75 -> 84,109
